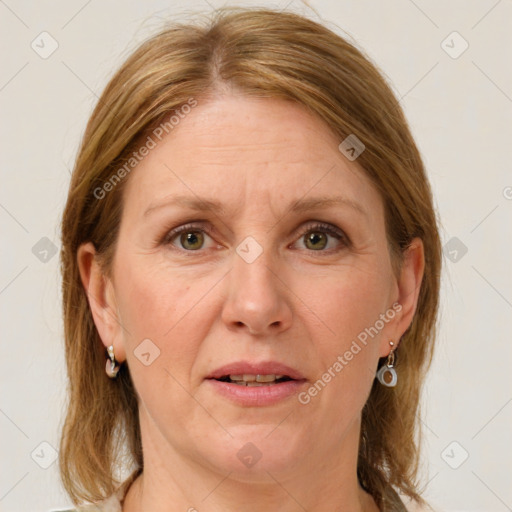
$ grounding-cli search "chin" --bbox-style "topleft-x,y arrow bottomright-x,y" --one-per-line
200,425 -> 306,480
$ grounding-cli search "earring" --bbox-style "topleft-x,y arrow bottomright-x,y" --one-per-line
105,344 -> 120,378
376,341 -> 397,387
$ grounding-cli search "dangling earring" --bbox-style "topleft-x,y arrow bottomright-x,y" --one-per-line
105,344 -> 120,378
376,340 -> 397,387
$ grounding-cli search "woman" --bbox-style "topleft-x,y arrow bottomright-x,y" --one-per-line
58,7 -> 441,512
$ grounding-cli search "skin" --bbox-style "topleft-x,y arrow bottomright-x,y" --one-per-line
78,94 -> 424,512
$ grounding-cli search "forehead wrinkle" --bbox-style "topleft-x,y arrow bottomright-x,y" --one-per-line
143,192 -> 368,223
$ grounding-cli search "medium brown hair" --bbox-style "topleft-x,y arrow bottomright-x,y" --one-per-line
59,6 -> 441,510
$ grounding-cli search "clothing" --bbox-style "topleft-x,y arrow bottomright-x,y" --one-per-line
55,471 -> 410,511
54,469 -> 140,512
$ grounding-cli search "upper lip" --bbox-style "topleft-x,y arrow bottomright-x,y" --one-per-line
206,361 -> 306,380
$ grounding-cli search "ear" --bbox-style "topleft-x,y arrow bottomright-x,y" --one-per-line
77,242 -> 126,362
381,237 -> 425,357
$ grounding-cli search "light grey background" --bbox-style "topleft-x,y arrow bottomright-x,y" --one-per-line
1,1 -> 511,511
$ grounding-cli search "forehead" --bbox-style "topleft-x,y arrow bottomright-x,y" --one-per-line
122,94 -> 382,220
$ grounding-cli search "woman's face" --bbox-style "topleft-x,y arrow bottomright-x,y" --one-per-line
82,94 -> 422,481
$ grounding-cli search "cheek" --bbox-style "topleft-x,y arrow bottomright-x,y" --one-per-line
294,267 -> 390,409
298,265 -> 391,351
115,251 -> 216,340
114,260 -> 223,435
113,255 -> 219,386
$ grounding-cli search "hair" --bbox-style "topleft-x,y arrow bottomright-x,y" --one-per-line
59,6 -> 441,511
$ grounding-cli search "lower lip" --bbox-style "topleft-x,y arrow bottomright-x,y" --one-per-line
205,379 -> 307,406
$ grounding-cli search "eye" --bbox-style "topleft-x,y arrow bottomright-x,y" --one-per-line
293,222 -> 348,252
162,223 -> 217,251
177,230 -> 205,250
161,221 -> 349,254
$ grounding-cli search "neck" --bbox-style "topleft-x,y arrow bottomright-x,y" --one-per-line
123,414 -> 378,512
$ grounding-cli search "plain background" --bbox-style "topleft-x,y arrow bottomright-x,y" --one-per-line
1,1 -> 511,511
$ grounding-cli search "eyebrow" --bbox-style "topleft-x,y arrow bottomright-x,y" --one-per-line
143,194 -> 368,218
288,196 -> 368,217
144,195 -> 229,218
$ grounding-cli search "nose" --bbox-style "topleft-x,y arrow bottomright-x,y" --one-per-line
221,247 -> 293,337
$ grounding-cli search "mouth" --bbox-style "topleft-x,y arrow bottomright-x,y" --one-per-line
213,374 -> 295,386
205,361 -> 306,405
206,361 -> 305,383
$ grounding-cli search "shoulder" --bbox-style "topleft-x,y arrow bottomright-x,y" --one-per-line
402,497 -> 436,512
50,493 -> 122,512
51,469 -> 141,512
385,488 -> 435,512
50,491 -> 122,511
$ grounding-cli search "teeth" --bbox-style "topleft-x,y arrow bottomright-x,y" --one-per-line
256,374 -> 277,383
227,374 -> 287,385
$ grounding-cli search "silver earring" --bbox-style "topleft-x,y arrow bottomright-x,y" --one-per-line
376,341 -> 397,387
105,345 -> 120,378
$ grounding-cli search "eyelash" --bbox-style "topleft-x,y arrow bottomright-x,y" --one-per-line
160,221 -> 349,254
